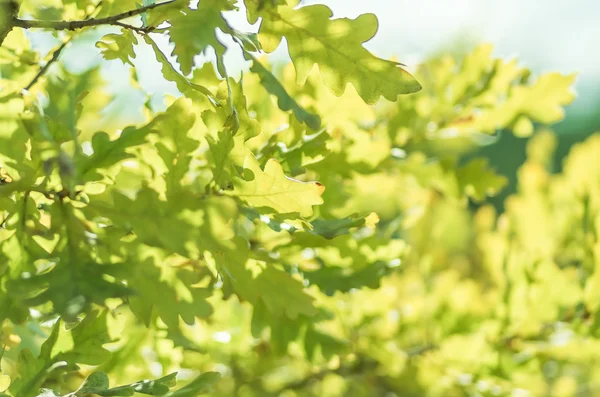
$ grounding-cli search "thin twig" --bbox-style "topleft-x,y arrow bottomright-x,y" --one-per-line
21,0 -> 102,92
23,40 -> 70,92
111,21 -> 155,34
0,0 -> 20,46
12,0 -> 176,31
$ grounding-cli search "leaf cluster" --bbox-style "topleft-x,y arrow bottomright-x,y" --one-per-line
0,0 -> 584,396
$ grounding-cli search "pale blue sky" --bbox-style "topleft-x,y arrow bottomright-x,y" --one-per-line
29,0 -> 599,123
307,0 -> 597,83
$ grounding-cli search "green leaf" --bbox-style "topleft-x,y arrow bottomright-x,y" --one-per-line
145,0 -> 189,27
77,372 -> 110,393
202,76 -> 260,141
244,0 -> 288,24
163,372 -> 221,397
245,52 -> 321,130
0,94 -> 31,178
203,77 -> 260,188
257,3 -> 421,104
304,260 -> 392,295
215,237 -> 257,302
40,65 -> 111,145
85,188 -> 236,258
144,35 -> 218,105
9,245 -> 132,321
151,97 -> 199,197
216,238 -> 316,319
96,0 -> 139,17
240,206 -> 302,234
508,72 -> 576,125
206,129 -> 238,189
273,128 -> 331,176
251,302 -> 303,353
232,30 -> 262,53
34,390 -> 61,397
8,321 -> 62,397
77,127 -> 151,181
309,212 -> 378,239
455,158 -> 508,202
127,257 -> 214,328
304,325 -> 347,361
232,156 -> 325,217
78,97 -> 200,182
54,311 -> 112,365
95,29 -> 138,66
254,266 -> 317,319
75,371 -> 177,396
167,0 -> 235,76
0,372 -> 9,394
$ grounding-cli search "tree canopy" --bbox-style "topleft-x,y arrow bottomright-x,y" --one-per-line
2,1 -> 597,397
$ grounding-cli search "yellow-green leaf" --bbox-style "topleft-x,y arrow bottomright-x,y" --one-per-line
95,29 -> 138,66
167,0 -> 235,75
232,156 -> 324,217
456,158 -> 508,202
257,4 -> 421,104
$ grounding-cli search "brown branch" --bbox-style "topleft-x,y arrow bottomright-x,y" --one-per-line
12,0 -> 176,31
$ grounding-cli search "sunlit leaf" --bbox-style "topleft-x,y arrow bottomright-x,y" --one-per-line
95,29 -> 138,66
257,3 -> 421,103
232,156 -> 325,217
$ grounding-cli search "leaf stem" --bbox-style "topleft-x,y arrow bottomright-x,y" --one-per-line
12,0 -> 176,31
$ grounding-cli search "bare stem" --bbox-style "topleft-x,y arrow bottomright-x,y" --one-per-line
12,0 -> 176,31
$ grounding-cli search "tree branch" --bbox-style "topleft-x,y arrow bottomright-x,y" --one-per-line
23,40 -> 69,92
12,0 -> 176,31
112,21 -> 155,34
21,0 -> 102,92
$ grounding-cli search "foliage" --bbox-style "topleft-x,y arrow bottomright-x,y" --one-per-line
0,0 -> 594,396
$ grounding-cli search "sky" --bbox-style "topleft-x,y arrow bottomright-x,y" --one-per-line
181,0 -> 600,111
31,0 -> 598,122
302,0 -> 598,83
